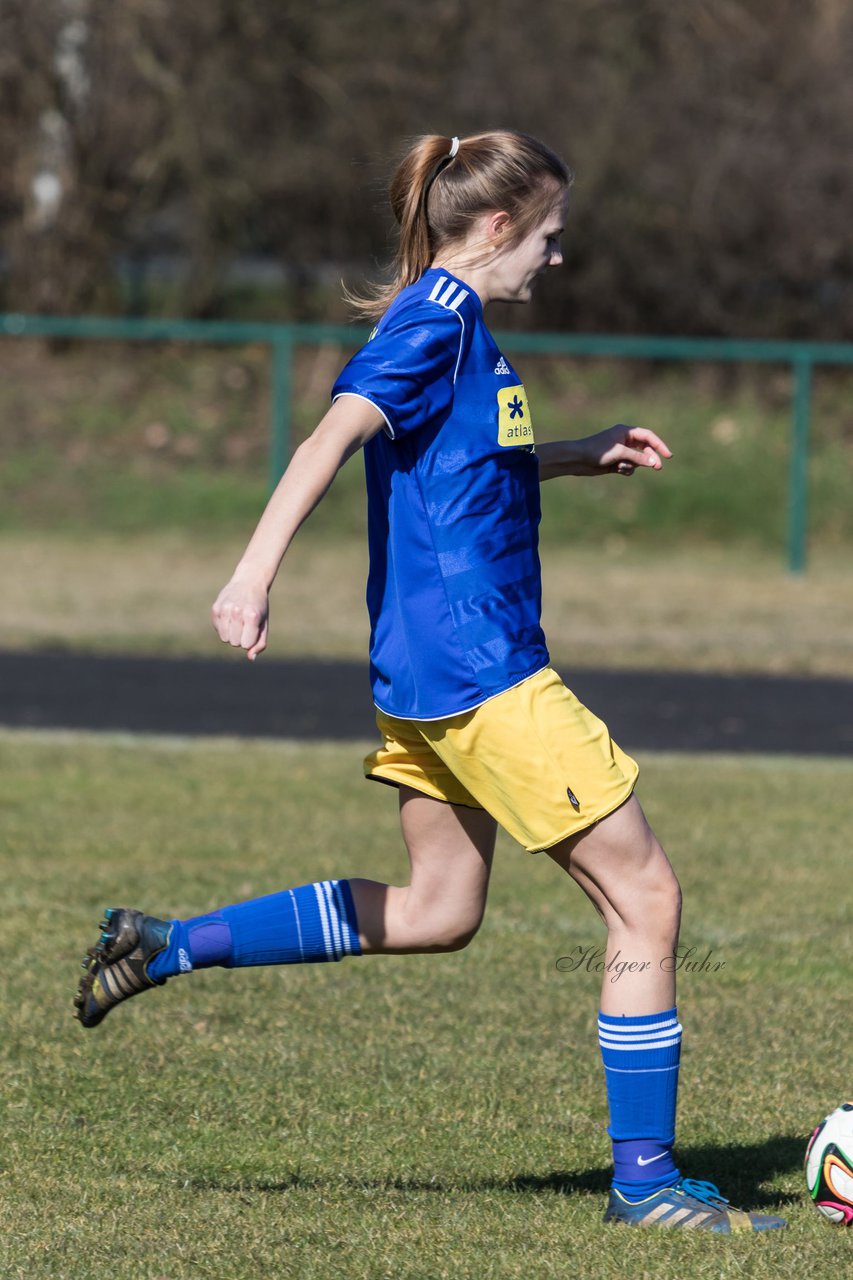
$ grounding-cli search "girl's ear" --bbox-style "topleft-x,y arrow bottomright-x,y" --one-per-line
484,210 -> 512,245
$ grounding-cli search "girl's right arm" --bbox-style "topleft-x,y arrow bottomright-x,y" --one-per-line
211,394 -> 385,659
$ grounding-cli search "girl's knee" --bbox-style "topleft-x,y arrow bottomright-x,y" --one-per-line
670,869 -> 683,919
426,907 -> 484,952
644,842 -> 682,920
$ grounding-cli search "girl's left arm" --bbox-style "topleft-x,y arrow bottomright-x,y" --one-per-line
537,424 -> 672,480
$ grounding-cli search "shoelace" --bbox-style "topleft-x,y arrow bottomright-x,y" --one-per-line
677,1178 -> 730,1207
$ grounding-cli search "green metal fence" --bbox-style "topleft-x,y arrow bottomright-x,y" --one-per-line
3,311 -> 853,572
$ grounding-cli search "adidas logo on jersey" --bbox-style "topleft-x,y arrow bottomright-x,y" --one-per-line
494,355 -> 511,376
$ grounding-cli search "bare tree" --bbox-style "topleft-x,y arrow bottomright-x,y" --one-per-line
1,0 -> 851,335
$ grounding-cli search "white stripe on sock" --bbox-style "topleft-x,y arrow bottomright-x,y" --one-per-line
330,880 -> 353,955
598,1036 -> 682,1052
598,1025 -> 682,1045
323,881 -> 344,959
600,1063 -> 681,1074
599,1024 -> 681,1040
313,882 -> 335,959
598,1022 -> 681,1040
288,889 -> 305,961
598,1016 -> 678,1034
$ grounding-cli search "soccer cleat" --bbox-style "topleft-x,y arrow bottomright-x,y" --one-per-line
604,1177 -> 787,1233
74,907 -> 172,1029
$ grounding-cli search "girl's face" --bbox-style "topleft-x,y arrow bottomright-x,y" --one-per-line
488,189 -> 569,304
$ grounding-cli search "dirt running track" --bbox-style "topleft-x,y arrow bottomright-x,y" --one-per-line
1,650 -> 852,756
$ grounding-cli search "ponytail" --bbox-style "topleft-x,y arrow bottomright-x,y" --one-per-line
347,130 -> 571,319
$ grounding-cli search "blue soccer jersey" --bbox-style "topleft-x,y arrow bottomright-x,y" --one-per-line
332,268 -> 549,720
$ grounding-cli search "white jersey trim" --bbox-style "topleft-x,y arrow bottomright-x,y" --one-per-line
425,275 -> 467,383
335,275 -> 468,434
373,663 -> 550,723
331,390 -> 396,439
428,275 -> 449,302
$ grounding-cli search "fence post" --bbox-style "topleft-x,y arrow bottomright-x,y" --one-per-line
269,327 -> 294,491
787,356 -> 813,574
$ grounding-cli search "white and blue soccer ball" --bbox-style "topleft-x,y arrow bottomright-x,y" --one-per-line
805,1102 -> 853,1224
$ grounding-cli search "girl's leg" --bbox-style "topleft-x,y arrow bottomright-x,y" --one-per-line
548,795 -> 786,1230
75,787 -> 496,1026
546,793 -> 681,1016
547,795 -> 683,1200
351,786 -> 497,954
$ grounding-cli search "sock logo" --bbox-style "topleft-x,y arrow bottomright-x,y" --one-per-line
637,1152 -> 667,1166
178,947 -> 193,973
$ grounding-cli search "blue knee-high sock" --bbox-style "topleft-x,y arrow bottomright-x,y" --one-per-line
598,1007 -> 682,1197
147,880 -> 362,981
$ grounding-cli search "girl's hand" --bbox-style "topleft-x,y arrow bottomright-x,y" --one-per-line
211,577 -> 269,660
580,424 -> 673,476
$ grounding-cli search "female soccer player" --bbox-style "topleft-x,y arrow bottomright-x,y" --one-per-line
76,131 -> 784,1234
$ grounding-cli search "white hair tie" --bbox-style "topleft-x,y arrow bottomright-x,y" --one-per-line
423,138 -> 461,208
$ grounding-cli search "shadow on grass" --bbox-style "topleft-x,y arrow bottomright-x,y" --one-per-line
178,1135 -> 803,1208
506,1134 -> 803,1208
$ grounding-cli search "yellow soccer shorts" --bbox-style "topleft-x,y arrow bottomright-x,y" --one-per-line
363,666 -> 639,853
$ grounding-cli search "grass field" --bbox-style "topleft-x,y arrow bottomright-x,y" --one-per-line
1,730 -> 850,1279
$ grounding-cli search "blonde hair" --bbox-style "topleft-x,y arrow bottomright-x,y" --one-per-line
349,130 -> 572,319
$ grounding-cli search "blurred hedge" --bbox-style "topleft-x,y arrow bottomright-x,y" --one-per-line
2,0 -> 852,336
